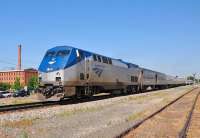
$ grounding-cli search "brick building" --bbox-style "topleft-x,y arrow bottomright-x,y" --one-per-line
0,45 -> 38,86
0,69 -> 38,86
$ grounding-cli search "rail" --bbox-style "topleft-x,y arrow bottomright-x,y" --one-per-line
179,90 -> 200,138
0,101 -> 61,113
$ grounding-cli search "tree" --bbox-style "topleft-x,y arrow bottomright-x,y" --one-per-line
12,77 -> 22,90
0,83 -> 11,91
28,76 -> 39,90
195,79 -> 200,83
187,76 -> 195,81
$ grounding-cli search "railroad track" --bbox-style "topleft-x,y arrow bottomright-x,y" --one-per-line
117,87 -> 199,138
179,88 -> 200,138
0,100 -> 61,113
0,92 -> 133,113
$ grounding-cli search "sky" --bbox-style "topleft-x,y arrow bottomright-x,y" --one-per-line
0,0 -> 199,77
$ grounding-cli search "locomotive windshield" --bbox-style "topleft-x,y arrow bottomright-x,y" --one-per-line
56,50 -> 70,57
45,50 -> 70,58
45,51 -> 56,57
39,48 -> 72,72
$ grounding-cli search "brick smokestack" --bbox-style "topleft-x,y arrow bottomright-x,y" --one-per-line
17,44 -> 22,70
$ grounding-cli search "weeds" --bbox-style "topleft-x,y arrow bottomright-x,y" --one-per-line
126,111 -> 145,122
20,131 -> 29,138
59,106 -> 103,117
2,118 -> 39,128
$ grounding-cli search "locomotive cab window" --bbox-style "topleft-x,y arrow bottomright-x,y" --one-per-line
57,50 -> 70,57
76,50 -> 84,61
45,51 -> 56,57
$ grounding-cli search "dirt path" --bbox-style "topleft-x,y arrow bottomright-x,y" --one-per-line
123,88 -> 200,138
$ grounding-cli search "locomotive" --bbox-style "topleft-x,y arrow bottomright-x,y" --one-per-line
37,46 -> 186,100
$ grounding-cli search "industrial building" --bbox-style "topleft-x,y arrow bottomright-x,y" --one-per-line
0,45 -> 38,86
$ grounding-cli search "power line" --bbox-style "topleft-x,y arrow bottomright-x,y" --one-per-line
0,56 -> 39,65
0,60 -> 16,66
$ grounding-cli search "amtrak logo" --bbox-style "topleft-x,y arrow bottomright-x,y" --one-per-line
93,68 -> 103,77
48,58 -> 56,65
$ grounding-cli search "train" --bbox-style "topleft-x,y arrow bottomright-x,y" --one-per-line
37,46 -> 186,100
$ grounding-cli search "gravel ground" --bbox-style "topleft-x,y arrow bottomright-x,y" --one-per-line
0,86 -> 194,138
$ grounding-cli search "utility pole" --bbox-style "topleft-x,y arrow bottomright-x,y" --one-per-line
199,74 -> 200,84
193,73 -> 196,85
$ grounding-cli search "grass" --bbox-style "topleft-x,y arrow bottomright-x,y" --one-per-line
0,97 -> 37,106
20,131 -> 29,138
11,99 -> 34,105
2,118 -> 39,128
127,95 -> 148,101
59,106 -> 103,117
119,91 -> 169,104
107,121 -> 112,126
126,111 -> 146,122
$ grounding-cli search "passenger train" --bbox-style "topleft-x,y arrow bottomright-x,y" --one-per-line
37,46 -> 186,100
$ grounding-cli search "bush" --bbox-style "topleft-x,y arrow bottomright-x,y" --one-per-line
12,77 -> 22,91
28,76 -> 39,90
0,83 -> 11,91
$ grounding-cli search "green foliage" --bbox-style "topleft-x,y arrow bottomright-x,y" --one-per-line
0,83 -> 11,91
195,79 -> 200,83
187,76 -> 200,83
28,76 -> 39,90
187,76 -> 195,81
12,77 -> 22,90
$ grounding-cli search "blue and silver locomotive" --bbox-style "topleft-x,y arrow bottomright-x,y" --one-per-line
37,46 -> 186,100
